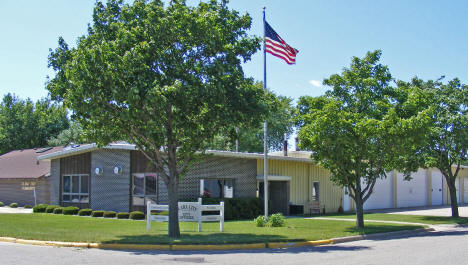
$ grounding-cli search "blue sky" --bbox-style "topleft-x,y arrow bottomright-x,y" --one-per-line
1,0 -> 468,103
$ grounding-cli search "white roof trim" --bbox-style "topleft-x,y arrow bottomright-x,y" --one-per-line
38,143 -> 137,161
257,175 -> 292,181
206,150 -> 313,163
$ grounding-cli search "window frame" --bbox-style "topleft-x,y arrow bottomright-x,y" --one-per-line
200,178 -> 235,199
131,173 -> 158,206
61,174 -> 90,203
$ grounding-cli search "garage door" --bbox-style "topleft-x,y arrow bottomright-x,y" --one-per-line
464,178 -> 468,204
364,174 -> 394,210
431,170 -> 443,206
397,169 -> 428,208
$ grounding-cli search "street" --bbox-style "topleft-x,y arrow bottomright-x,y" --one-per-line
1,226 -> 467,265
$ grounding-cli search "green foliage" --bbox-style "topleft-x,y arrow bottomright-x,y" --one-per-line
254,215 -> 267,227
46,0 -> 266,238
0,202 -> 4,207
24,205 -> 33,209
103,211 -> 117,218
9,203 -> 18,208
62,206 -> 79,215
48,122 -> 84,146
0,93 -> 69,154
117,212 -> 130,219
33,204 -> 48,213
296,50 -> 430,228
53,207 -> 63,214
91,211 -> 104,217
209,87 -> 295,152
129,211 -> 145,220
45,205 -> 60,213
78,208 -> 93,216
268,213 -> 286,227
397,77 -> 467,217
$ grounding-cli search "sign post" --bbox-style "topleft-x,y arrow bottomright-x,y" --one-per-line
147,198 -> 224,232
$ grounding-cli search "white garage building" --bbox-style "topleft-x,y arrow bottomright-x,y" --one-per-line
344,167 -> 467,211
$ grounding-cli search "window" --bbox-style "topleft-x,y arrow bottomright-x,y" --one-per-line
132,173 -> 158,206
62,175 -> 89,203
311,181 -> 320,202
200,179 -> 234,198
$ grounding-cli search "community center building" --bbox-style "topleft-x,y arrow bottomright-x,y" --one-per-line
1,143 -> 467,215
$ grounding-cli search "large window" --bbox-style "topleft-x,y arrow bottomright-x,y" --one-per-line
200,179 -> 234,198
62,175 -> 89,203
132,173 -> 158,206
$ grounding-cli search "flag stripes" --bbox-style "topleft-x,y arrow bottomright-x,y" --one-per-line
265,21 -> 298,65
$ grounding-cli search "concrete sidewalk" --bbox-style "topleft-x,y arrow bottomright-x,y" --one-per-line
368,204 -> 468,217
0,207 -> 33,214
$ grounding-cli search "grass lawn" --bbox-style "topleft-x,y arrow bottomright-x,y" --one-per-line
0,213 -> 424,245
320,213 -> 468,225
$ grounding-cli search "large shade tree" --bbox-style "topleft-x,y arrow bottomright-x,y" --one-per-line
47,0 -> 266,237
398,77 -> 467,217
296,51 -> 430,228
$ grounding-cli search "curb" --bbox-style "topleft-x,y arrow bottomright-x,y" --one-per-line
0,228 -> 435,251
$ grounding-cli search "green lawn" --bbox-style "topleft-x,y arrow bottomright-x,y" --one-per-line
321,213 -> 468,225
0,213 -> 423,245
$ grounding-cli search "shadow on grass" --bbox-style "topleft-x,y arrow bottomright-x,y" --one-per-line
101,233 -> 294,245
344,224 -> 426,235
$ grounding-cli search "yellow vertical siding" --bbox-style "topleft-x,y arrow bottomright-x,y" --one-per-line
257,159 -> 343,214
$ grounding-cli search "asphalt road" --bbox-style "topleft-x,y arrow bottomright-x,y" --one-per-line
2,227 -> 467,265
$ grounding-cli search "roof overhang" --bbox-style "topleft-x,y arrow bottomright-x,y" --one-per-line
38,143 -> 137,161
257,175 -> 292,181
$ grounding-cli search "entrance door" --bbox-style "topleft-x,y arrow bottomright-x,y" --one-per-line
431,170 -> 443,206
259,181 -> 289,215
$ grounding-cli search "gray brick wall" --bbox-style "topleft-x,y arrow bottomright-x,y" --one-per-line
90,149 -> 130,212
176,156 -> 257,201
49,159 -> 60,205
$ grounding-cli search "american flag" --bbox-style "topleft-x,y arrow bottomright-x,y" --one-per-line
265,21 -> 299,65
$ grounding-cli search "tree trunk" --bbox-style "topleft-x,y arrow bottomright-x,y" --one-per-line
355,195 -> 364,229
447,181 -> 459,218
167,178 -> 181,238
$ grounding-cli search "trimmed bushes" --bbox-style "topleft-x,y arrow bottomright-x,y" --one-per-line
62,206 -> 79,215
24,205 -> 33,209
254,215 -> 267,227
182,197 -> 264,220
46,205 -> 60,213
33,204 -> 48,213
91,211 -> 104,217
129,211 -> 145,220
78,209 -> 93,216
254,213 -> 286,227
117,212 -> 130,219
9,203 -> 18,208
53,207 -> 63,214
269,213 -> 286,227
103,211 -> 116,218
0,202 -> 4,207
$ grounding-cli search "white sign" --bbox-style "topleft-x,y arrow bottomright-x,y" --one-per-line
147,198 -> 224,232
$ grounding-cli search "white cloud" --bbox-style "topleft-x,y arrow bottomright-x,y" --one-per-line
309,80 -> 322,87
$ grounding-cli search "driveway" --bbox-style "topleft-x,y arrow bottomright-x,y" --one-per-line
369,204 -> 468,217
0,207 -> 32,214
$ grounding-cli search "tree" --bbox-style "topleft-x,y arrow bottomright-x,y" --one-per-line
0,93 -> 69,154
296,51 -> 429,228
48,122 -> 84,146
209,85 -> 295,153
398,77 -> 467,217
47,0 -> 266,237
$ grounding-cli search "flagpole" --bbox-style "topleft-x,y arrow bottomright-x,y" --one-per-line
263,6 -> 269,219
